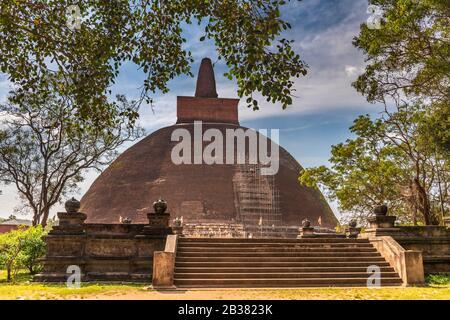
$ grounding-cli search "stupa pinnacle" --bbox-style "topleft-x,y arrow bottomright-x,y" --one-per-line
80,57 -> 338,228
194,57 -> 218,98
176,57 -> 239,125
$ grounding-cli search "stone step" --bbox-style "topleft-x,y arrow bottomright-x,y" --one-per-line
179,238 -> 369,244
174,277 -> 403,287
173,237 -> 401,288
178,239 -> 371,248
175,261 -> 391,268
177,243 -> 374,249
177,247 -> 378,253
176,256 -> 387,263
175,272 -> 400,279
175,266 -> 396,273
177,252 -> 381,258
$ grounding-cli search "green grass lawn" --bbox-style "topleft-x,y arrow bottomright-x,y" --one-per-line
0,270 -> 144,300
0,270 -> 449,300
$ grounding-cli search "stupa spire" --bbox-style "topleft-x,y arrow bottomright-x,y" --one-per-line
195,58 -> 218,98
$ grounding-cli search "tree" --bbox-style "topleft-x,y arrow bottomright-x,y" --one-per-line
299,108 -> 449,225
315,0 -> 450,225
381,103 -> 449,225
19,225 -> 47,274
299,116 -> 409,225
0,226 -> 46,281
0,227 -> 26,282
353,0 -> 449,158
0,89 -> 143,227
353,0 -> 449,104
0,0 -> 308,130
420,101 -> 450,155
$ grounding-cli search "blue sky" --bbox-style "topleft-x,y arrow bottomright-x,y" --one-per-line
0,0 -> 382,220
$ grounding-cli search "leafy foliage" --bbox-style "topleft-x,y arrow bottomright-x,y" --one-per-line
310,0 -> 450,225
299,115 -> 408,224
426,274 -> 450,286
0,0 -> 307,129
0,226 -> 46,282
419,101 -> 450,155
353,0 -> 450,104
0,88 -> 143,226
299,107 -> 449,225
0,228 -> 22,282
19,225 -> 46,274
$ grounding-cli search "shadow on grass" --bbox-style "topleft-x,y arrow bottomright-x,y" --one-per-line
0,270 -> 34,284
0,269 -> 147,292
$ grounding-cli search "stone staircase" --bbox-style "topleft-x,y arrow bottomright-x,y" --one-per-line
174,238 -> 403,287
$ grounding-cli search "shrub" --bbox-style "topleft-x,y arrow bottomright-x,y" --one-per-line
0,226 -> 47,281
20,226 -> 47,274
426,274 -> 450,286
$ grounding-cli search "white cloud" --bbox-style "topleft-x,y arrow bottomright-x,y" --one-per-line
0,77 -> 11,103
345,65 -> 359,77
0,1 -> 378,219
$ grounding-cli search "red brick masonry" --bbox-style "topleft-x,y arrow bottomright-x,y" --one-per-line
176,96 -> 239,124
0,224 -> 20,233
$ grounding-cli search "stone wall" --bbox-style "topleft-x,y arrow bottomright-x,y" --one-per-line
394,226 -> 450,274
362,220 -> 450,275
181,222 -> 302,239
368,236 -> 424,285
35,209 -> 172,283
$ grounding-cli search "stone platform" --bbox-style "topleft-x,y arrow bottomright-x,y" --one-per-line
374,226 -> 450,274
35,201 -> 172,283
34,223 -> 170,283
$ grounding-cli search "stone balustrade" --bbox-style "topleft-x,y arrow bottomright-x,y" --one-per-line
35,198 -> 173,283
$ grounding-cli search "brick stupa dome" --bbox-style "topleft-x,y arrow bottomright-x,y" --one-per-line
81,58 -> 338,228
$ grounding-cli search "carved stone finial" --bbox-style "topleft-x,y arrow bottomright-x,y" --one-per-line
153,198 -> 168,214
122,217 -> 132,224
173,217 -> 183,227
302,218 -> 311,228
65,197 -> 80,214
374,204 -> 388,216
347,220 -> 361,238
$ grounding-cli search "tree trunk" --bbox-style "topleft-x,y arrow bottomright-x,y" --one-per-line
32,208 -> 40,226
40,207 -> 50,228
436,162 -> 446,225
413,178 -> 433,225
7,266 -> 11,282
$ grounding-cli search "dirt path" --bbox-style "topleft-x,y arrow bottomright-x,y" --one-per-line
69,287 -> 450,300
